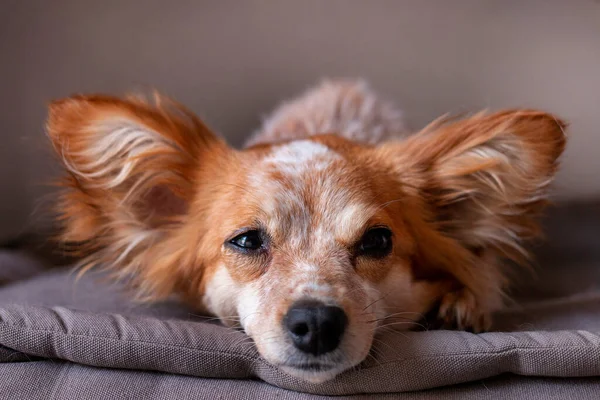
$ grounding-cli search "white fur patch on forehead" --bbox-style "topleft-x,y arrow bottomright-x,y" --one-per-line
331,202 -> 376,242
262,140 -> 341,174
309,202 -> 374,250
337,203 -> 373,233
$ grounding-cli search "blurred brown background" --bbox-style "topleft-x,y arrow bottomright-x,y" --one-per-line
1,0 -> 599,242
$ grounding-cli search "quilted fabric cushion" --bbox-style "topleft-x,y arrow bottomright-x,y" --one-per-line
1,267 -> 600,396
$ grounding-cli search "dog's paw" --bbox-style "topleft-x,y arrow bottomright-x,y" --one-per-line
437,288 -> 491,332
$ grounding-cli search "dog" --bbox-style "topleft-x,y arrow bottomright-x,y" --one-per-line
46,79 -> 566,383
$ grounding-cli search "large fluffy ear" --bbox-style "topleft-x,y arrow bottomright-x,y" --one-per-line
376,110 -> 566,329
382,110 -> 567,262
47,93 -> 229,296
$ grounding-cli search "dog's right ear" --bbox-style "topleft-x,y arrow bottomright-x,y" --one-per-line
47,93 -> 232,296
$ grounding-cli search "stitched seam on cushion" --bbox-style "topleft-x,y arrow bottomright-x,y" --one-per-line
1,323 -> 600,365
365,344 -> 600,369
0,324 -> 272,367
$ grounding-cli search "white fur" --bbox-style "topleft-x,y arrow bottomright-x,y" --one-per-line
220,80 -> 412,383
203,264 -> 239,325
265,140 -> 331,165
236,282 -> 263,335
334,203 -> 374,241
263,140 -> 341,176
66,120 -> 176,191
246,79 -> 408,147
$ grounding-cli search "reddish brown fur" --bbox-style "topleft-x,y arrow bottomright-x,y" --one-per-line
46,86 -> 566,382
47,94 -> 232,300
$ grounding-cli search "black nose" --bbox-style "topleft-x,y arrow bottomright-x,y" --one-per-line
283,300 -> 348,356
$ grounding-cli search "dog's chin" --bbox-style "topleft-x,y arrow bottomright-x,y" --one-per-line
278,363 -> 351,384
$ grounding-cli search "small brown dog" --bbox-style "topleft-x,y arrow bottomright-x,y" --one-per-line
47,80 -> 566,382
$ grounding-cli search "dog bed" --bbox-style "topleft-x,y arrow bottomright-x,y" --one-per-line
1,245 -> 600,398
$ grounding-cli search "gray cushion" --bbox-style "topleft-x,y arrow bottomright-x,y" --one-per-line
0,249 -> 47,286
1,266 -> 600,396
2,361 -> 600,400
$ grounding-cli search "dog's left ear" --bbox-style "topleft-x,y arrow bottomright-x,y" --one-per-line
377,110 -> 567,261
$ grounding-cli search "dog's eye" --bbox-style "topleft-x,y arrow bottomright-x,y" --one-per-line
357,227 -> 392,258
229,230 -> 264,251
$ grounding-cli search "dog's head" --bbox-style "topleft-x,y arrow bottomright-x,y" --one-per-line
47,94 -> 566,382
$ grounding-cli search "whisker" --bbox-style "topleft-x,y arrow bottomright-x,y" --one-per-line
376,326 -> 411,339
382,311 -> 427,319
225,329 -> 246,336
365,351 -> 383,368
377,320 -> 426,331
370,337 -> 404,359
232,337 -> 255,348
362,294 -> 388,311
240,311 -> 262,324
197,315 -> 241,323
363,314 -> 416,322
368,342 -> 389,360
